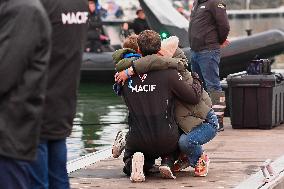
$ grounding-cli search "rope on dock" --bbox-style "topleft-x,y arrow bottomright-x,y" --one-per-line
67,147 -> 112,174
73,122 -> 127,126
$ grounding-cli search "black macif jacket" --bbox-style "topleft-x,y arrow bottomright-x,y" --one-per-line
40,0 -> 88,140
0,0 -> 51,160
123,69 -> 202,157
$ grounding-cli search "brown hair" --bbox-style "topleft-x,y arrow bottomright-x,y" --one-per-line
123,34 -> 139,52
137,30 -> 161,56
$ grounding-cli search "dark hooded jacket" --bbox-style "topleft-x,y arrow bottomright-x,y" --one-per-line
133,49 -> 212,132
130,18 -> 150,35
0,0 -> 51,160
189,0 -> 230,51
122,69 -> 202,157
113,48 -> 212,133
40,0 -> 88,140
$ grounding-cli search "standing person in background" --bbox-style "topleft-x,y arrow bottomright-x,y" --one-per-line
131,9 -> 150,34
0,0 -> 51,188
188,0 -> 230,131
123,9 -> 150,35
28,0 -> 88,188
86,0 -> 103,52
86,0 -> 111,53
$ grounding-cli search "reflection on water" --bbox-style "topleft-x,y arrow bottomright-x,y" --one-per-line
67,17 -> 284,160
67,83 -> 127,160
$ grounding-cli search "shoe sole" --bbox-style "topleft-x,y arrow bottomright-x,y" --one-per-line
173,163 -> 190,172
130,152 -> 145,182
159,166 -> 176,179
112,131 -> 126,158
195,159 -> 210,177
217,128 -> 224,132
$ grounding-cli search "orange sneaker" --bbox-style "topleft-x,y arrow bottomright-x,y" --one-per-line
173,154 -> 190,172
194,154 -> 210,177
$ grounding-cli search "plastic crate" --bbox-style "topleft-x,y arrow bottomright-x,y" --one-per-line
227,73 -> 284,129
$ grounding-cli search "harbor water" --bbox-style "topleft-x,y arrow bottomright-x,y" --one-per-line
66,17 -> 284,160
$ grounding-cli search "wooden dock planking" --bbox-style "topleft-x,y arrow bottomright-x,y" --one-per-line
70,118 -> 284,189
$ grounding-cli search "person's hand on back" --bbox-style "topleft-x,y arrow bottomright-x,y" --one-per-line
115,67 -> 134,85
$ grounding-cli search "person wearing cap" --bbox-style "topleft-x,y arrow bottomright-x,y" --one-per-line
123,9 -> 150,35
131,9 -> 150,34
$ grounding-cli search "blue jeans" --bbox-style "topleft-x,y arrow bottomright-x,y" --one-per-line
0,156 -> 31,189
191,49 -> 222,92
178,110 -> 218,167
28,139 -> 70,189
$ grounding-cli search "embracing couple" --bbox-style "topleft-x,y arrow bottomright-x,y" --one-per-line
112,30 -> 218,182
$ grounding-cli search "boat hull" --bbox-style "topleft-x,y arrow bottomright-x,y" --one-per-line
81,29 -> 284,82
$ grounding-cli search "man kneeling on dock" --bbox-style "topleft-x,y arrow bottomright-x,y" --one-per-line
115,30 -> 203,182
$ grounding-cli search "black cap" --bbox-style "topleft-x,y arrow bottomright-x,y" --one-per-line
136,9 -> 143,15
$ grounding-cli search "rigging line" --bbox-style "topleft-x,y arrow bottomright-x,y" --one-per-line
73,122 -> 128,126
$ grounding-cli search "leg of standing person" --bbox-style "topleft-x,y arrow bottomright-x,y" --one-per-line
178,110 -> 218,176
192,49 -> 222,92
28,141 -> 49,189
28,139 -> 69,189
0,156 -> 32,189
48,139 -> 70,189
192,49 -> 225,131
191,50 -> 207,90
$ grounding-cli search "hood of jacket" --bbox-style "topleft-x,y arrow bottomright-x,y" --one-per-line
159,36 -> 179,58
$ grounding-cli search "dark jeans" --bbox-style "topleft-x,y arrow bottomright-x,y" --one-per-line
0,155 -> 31,189
191,49 -> 222,92
28,139 -> 69,189
178,110 -> 218,167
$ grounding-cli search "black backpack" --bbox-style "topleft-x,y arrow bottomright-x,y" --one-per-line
247,57 -> 271,75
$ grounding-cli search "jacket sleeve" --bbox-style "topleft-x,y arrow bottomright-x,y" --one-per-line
133,54 -> 185,74
0,6 -> 51,96
115,57 -> 136,72
173,48 -> 188,69
112,48 -> 136,64
210,0 -> 230,44
169,70 -> 202,105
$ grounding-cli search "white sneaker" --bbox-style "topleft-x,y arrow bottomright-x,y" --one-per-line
112,131 -> 126,158
130,152 -> 145,182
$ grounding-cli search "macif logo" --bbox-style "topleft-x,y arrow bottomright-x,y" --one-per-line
61,12 -> 89,25
131,85 -> 156,93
